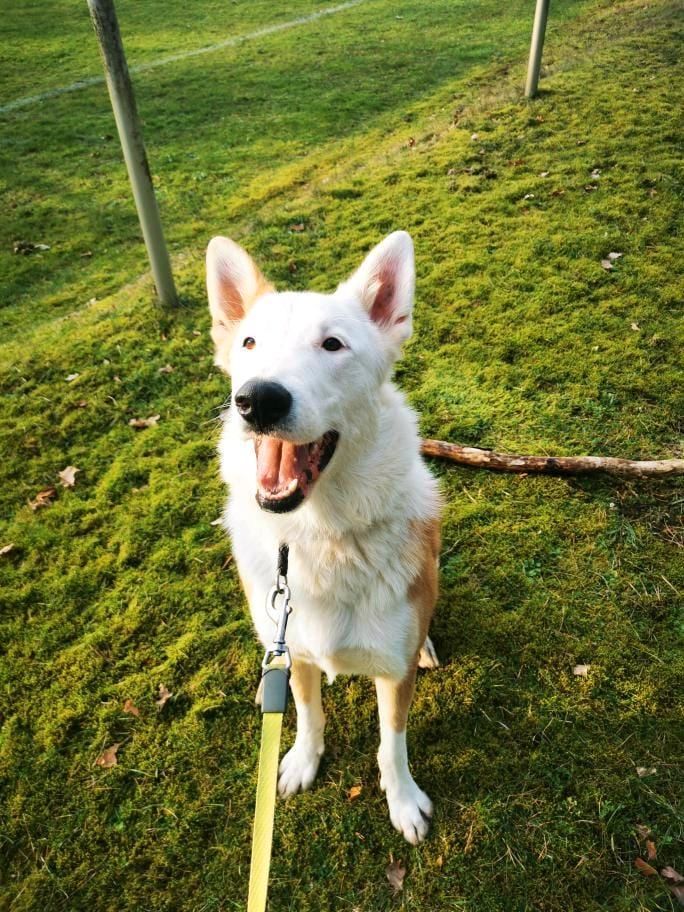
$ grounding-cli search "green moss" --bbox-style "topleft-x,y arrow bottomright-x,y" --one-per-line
1,0 -> 682,909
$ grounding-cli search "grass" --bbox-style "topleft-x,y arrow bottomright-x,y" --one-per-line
0,0 -> 682,909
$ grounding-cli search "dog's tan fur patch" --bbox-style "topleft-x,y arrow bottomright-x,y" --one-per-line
408,516 -> 440,646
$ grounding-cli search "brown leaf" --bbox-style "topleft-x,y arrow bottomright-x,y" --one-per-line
1,543 -> 15,557
123,699 -> 140,717
584,184 -> 598,192
95,742 -> 120,769
288,223 -> 305,232
347,785 -> 362,801
634,857 -> 658,877
551,188 -> 566,197
646,840 -> 657,861
29,487 -> 56,511
608,251 -> 623,261
601,259 -> 614,271
635,823 -> 651,841
156,684 -> 173,711
386,859 -> 406,893
77,400 -> 88,408
407,137 -> 416,148
58,465 -> 79,488
158,364 -> 174,374
573,664 -> 591,677
129,415 -> 160,429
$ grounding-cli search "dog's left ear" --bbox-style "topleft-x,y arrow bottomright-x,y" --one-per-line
341,231 -> 415,349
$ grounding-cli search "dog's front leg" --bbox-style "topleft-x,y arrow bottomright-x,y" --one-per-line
278,659 -> 325,796
375,666 -> 433,844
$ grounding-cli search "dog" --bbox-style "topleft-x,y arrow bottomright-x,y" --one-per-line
206,231 -> 441,844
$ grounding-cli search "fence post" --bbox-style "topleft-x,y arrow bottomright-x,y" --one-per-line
525,0 -> 551,98
87,0 -> 177,306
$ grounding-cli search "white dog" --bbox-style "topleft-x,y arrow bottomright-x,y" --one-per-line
207,231 -> 441,844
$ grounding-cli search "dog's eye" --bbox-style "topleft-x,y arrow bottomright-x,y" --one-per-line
243,337 -> 256,350
322,337 -> 343,352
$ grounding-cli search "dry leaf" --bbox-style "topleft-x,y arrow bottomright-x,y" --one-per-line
289,223 -> 305,232
631,322 -> 640,331
158,364 -> 174,374
407,137 -> 416,148
65,373 -> 80,382
210,517 -> 223,526
573,664 -> 591,677
386,859 -> 406,893
540,171 -> 550,177
192,330 -> 201,336
636,766 -> 657,778
77,400 -> 88,408
0,543 -> 15,557
129,415 -> 160,429
608,251 -> 623,261
646,840 -> 657,861
661,868 -> 684,885
669,885 -> 684,908
635,824 -> 651,841
95,742 -> 120,769
662,869 -> 684,908
156,684 -> 173,710
523,193 -> 535,200
584,184 -> 598,192
58,465 -> 79,488
551,188 -> 566,197
470,133 -> 479,141
591,168 -> 601,178
634,857 -> 658,877
347,785 -> 362,801
123,699 -> 140,717
29,487 -> 56,511
601,259 -> 614,271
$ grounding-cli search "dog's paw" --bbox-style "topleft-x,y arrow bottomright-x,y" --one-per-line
278,741 -> 324,797
385,781 -> 433,845
418,636 -> 440,669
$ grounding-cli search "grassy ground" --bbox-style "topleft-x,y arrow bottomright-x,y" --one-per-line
1,0 -> 682,909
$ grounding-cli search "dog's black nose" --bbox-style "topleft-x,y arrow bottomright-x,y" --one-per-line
234,379 -> 292,431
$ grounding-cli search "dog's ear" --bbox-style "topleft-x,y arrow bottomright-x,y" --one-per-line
341,231 -> 415,348
206,236 -> 273,367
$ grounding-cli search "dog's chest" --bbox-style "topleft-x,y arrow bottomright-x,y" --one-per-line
241,522 -> 419,681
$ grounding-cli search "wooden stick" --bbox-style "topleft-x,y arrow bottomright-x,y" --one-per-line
420,439 -> 684,478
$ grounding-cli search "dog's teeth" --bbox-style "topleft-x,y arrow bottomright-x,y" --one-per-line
286,478 -> 298,494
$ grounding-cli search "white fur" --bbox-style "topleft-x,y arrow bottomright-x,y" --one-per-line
209,231 -> 440,842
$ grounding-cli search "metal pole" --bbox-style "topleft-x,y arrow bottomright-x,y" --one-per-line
87,0 -> 177,306
525,0 -> 551,98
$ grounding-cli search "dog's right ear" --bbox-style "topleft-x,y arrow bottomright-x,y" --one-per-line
206,236 -> 273,369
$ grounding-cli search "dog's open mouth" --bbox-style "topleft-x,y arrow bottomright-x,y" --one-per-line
254,431 -> 339,513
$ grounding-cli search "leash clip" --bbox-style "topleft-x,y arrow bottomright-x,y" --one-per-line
262,544 -> 293,671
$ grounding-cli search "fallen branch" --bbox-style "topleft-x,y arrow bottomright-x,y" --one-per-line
420,439 -> 684,478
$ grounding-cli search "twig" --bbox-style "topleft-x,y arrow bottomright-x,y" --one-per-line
420,439 -> 684,478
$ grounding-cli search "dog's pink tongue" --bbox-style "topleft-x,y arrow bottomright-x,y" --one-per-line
256,438 -> 301,492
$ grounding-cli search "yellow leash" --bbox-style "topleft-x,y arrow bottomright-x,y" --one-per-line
247,545 -> 292,912
248,710 -> 285,912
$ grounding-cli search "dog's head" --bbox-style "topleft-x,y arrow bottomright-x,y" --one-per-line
207,231 -> 415,513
